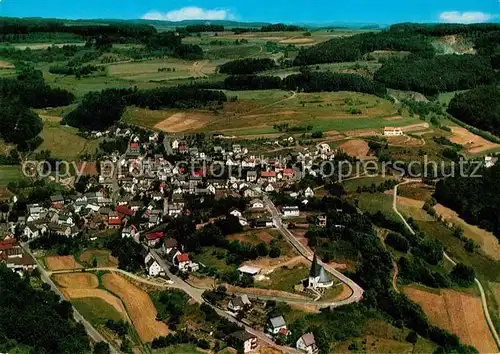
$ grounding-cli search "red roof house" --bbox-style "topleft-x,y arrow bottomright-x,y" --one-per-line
116,205 -> 136,217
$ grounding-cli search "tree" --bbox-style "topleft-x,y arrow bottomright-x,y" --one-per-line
450,263 -> 475,287
93,342 -> 111,354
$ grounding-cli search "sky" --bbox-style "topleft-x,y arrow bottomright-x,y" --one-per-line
0,0 -> 499,25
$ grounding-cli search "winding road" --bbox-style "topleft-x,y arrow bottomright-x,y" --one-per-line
392,180 -> 500,351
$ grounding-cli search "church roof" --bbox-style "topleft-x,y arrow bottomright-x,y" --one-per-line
310,253 -> 333,284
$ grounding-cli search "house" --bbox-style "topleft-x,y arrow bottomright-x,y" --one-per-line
228,294 -> 252,312
249,199 -> 264,209
383,127 -> 404,136
0,240 -> 37,275
144,253 -> 163,277
317,215 -> 327,228
107,213 -> 121,229
174,253 -> 199,272
116,205 -> 136,218
296,333 -> 319,354
263,183 -> 275,193
232,144 -> 242,154
246,171 -> 257,182
50,194 -> 64,206
238,265 -> 261,276
23,223 -> 40,239
485,156 -> 498,168
308,254 -> 334,289
230,331 -> 258,354
122,225 -> 138,239
304,187 -> 314,198
129,142 -> 140,154
260,171 -> 277,183
229,208 -> 242,218
145,232 -> 165,247
267,315 -> 288,335
282,206 -> 300,218
282,168 -> 295,180
162,238 -> 178,254
171,140 -> 180,150
251,219 -> 274,229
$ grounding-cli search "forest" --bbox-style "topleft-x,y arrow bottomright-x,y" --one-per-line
293,31 -> 434,66
218,58 -> 277,75
0,265 -> 90,353
434,163 -> 500,238
0,68 -> 73,146
447,85 -> 500,136
374,54 -> 496,95
63,86 -> 227,131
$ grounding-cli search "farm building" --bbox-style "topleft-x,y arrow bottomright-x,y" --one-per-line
383,127 -> 404,136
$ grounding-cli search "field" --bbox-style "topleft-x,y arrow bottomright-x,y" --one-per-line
199,91 -> 421,136
255,264 -> 310,292
72,297 -> 125,325
45,255 -> 83,271
107,59 -> 216,81
357,192 -> 399,221
63,288 -> 128,322
102,273 -> 170,342
338,139 -> 370,159
448,126 -> 499,154
403,285 -> 497,353
434,204 -> 500,261
53,273 -> 99,288
79,249 -> 118,268
154,112 -> 212,132
0,166 -> 26,186
227,230 -> 274,245
35,122 -> 102,160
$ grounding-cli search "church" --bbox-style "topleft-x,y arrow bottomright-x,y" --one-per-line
308,254 -> 334,289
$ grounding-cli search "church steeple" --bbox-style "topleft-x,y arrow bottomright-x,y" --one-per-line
310,253 -> 321,278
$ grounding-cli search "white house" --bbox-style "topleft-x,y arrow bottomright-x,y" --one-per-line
267,315 -> 289,335
249,199 -> 264,209
485,156 -> 498,168
383,127 -> 404,136
304,187 -> 314,198
144,253 -> 163,277
296,333 -> 319,354
282,206 -> 300,218
23,224 -> 40,239
229,208 -> 242,218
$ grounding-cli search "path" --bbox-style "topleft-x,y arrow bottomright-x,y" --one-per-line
392,180 -> 500,351
263,196 -> 365,307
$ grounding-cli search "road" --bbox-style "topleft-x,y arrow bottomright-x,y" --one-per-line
146,248 -> 300,353
21,244 -> 120,354
392,180 -> 500,351
263,196 -> 365,306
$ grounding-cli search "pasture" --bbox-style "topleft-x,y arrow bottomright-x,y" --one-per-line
403,285 -> 497,353
255,264 -> 309,292
200,91 -> 421,137
35,122 -> 102,160
0,166 -> 26,187
102,273 -> 171,342
79,249 -> 118,268
107,59 -> 216,81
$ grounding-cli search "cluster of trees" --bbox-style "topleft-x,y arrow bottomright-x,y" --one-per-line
221,71 -> 386,96
374,54 -> 495,96
125,86 -> 227,110
0,67 -> 73,147
355,180 -> 399,194
447,85 -> 500,136
48,64 -> 101,77
0,18 -> 156,40
294,31 -> 434,66
105,233 -> 144,272
63,86 -> 226,131
434,163 -> 500,238
0,265 -> 90,353
179,24 -> 225,33
145,32 -> 203,60
261,24 -> 305,32
389,22 -> 500,36
62,88 -> 131,131
218,58 -> 276,75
